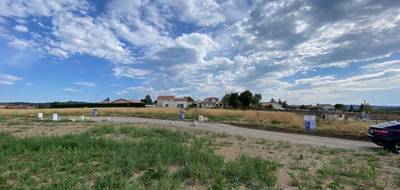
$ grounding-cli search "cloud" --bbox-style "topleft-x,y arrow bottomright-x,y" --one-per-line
0,73 -> 22,85
14,25 -> 28,32
1,0 -> 400,104
74,82 -> 96,87
7,38 -> 34,49
63,88 -> 78,92
113,67 -> 150,79
0,0 -> 88,17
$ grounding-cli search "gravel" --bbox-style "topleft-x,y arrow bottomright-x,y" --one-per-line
92,116 -> 378,151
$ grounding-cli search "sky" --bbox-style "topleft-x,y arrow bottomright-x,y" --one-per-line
0,0 -> 399,105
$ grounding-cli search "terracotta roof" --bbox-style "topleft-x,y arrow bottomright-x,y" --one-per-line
157,96 -> 175,100
174,97 -> 188,101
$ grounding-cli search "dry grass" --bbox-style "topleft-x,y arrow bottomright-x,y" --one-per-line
0,108 -> 371,137
188,108 -> 304,127
0,108 -> 180,116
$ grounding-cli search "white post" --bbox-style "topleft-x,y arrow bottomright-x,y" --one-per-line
79,116 -> 85,121
198,115 -> 204,122
37,113 -> 43,120
52,113 -> 58,121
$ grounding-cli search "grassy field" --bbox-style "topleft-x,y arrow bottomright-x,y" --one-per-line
0,108 -> 372,138
0,118 -> 399,189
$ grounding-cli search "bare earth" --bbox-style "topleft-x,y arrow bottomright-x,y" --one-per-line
91,116 -> 378,151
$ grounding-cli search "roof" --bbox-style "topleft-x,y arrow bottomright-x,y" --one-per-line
371,121 -> 400,128
174,97 -> 188,101
112,99 -> 137,104
157,96 -> 175,100
197,100 -> 218,104
205,97 -> 219,99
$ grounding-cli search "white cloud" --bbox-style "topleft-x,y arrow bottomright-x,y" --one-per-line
113,67 -> 150,79
14,25 -> 28,32
50,13 -> 133,64
0,0 -> 88,17
0,73 -> 22,85
1,0 -> 400,104
63,88 -> 78,92
74,82 -> 96,87
7,38 -> 33,49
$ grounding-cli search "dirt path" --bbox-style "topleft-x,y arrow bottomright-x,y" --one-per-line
92,116 -> 378,151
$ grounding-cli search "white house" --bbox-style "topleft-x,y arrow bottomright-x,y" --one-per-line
317,104 -> 335,111
157,96 -> 188,108
195,97 -> 221,108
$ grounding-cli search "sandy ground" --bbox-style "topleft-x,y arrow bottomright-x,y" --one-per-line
91,116 -> 378,151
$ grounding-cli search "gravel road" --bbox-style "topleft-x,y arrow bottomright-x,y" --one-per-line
92,116 -> 378,151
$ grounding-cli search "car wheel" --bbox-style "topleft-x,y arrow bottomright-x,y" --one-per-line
393,142 -> 400,154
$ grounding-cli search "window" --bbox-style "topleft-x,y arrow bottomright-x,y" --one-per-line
165,104 -> 169,107
177,104 -> 184,108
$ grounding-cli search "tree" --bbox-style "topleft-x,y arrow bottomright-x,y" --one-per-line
221,94 -> 231,108
251,93 -> 262,107
334,104 -> 345,111
141,95 -> 153,105
270,98 -> 276,103
229,93 -> 241,109
185,96 -> 194,102
349,105 -> 354,112
239,90 -> 253,108
359,103 -> 364,112
282,100 -> 288,109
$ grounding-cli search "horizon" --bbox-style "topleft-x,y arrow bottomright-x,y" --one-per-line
1,1 -> 400,106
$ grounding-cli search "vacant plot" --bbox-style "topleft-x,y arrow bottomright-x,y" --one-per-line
0,118 -> 399,189
0,108 -> 372,139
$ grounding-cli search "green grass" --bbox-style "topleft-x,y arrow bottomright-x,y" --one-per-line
396,175 -> 400,188
0,125 -> 280,189
288,156 -> 384,190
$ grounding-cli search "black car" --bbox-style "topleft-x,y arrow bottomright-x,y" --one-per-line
368,121 -> 400,153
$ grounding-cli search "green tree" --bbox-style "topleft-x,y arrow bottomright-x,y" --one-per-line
251,93 -> 262,108
185,96 -> 194,102
282,100 -> 288,109
239,90 -> 253,108
222,94 -> 231,108
141,95 -> 153,105
334,104 -> 345,111
349,105 -> 354,112
229,93 -> 241,109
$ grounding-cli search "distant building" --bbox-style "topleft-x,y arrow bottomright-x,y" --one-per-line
157,96 -> 188,108
195,97 -> 221,108
112,99 -> 141,104
317,104 -> 335,111
320,111 -> 358,121
261,102 -> 283,110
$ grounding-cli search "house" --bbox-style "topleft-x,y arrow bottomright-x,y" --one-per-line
157,96 -> 188,108
301,104 -> 335,111
320,111 -> 358,121
195,97 -> 221,108
112,99 -> 140,104
261,102 -> 283,110
317,104 -> 335,111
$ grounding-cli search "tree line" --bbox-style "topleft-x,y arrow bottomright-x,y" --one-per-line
221,90 -> 262,109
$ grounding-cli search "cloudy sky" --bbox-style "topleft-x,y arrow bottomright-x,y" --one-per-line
0,0 -> 399,105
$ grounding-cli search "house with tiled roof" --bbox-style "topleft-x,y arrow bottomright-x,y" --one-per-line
156,96 -> 188,108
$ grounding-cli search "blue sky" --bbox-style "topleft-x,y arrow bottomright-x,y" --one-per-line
0,0 -> 399,105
